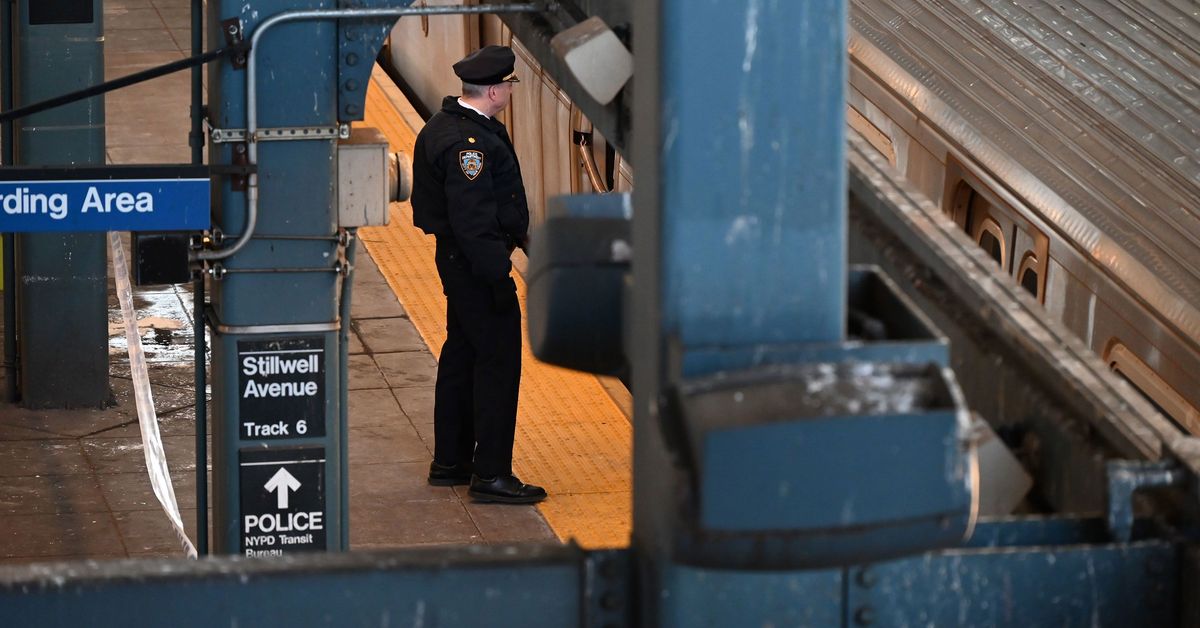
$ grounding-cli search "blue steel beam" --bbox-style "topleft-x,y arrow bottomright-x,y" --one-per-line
655,2 -> 847,350
12,0 -> 110,407
208,0 -> 348,555
0,545 -> 596,627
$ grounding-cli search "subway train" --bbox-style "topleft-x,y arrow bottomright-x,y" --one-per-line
384,1 -> 1200,433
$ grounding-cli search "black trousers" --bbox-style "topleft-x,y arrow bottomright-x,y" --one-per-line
432,241 -> 522,478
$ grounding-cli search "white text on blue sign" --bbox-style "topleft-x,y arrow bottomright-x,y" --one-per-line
0,179 -> 210,232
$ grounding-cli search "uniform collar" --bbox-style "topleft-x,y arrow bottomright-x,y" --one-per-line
456,97 -> 489,119
442,96 -> 504,131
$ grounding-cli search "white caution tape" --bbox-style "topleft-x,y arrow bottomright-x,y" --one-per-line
108,232 -> 198,559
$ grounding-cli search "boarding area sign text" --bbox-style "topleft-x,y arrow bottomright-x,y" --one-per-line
0,165 -> 210,232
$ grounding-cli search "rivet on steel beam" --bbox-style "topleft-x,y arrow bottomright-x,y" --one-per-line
854,606 -> 876,626
345,53 -> 359,66
344,79 -> 359,92
856,567 -> 876,588
345,103 -> 361,117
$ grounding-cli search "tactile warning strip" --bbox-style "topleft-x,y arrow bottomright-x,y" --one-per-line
359,68 -> 632,549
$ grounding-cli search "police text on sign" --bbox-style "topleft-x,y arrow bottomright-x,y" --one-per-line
239,448 -> 327,556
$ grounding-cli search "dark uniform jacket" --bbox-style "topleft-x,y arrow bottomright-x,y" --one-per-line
412,96 -> 530,283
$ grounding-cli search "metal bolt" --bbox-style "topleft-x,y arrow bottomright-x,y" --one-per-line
345,28 -> 359,41
345,53 -> 359,66
226,24 -> 238,35
345,104 -> 361,116
856,568 -> 876,588
344,79 -> 359,92
854,606 -> 875,626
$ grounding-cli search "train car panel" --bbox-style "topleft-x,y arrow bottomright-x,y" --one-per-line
847,63 -> 917,144
846,86 -> 900,167
904,139 -> 945,215
614,158 -> 633,194
1042,257 -> 1072,330
537,76 -> 575,220
387,0 -> 476,114
508,40 -> 547,225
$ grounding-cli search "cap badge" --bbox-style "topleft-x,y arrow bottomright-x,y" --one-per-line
459,150 -> 484,180
468,137 -> 476,143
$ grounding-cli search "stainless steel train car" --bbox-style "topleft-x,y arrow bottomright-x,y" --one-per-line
385,1 -> 1200,433
846,0 -> 1200,433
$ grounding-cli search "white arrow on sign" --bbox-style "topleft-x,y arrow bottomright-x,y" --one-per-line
264,467 -> 302,510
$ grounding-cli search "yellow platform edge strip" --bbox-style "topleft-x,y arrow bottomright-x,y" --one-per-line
360,67 -> 632,549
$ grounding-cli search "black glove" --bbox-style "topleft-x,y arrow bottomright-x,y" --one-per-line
490,277 -> 516,312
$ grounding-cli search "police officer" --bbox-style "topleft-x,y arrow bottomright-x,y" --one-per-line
411,45 -> 546,504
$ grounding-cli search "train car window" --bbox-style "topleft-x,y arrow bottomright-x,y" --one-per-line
974,218 -> 1005,269
949,180 -> 974,227
1107,342 -> 1200,434
1017,253 -> 1040,299
945,160 -> 1049,294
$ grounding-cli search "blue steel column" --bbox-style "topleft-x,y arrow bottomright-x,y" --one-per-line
207,0 -> 343,554
12,0 -> 109,407
630,0 -> 847,623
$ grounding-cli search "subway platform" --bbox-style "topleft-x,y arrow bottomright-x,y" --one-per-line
0,0 -> 638,564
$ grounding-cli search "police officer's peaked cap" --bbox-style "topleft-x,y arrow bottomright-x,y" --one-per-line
453,45 -> 520,85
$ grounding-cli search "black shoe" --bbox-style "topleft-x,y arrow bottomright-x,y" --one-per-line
468,474 -> 547,504
428,461 -> 473,486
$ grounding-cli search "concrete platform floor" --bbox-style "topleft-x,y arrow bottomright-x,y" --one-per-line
0,0 -> 556,566
0,251 -> 555,565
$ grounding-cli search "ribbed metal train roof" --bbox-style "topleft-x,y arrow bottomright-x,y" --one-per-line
849,0 -> 1200,345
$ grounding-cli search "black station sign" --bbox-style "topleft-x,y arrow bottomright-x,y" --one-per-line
239,447 -> 327,556
237,337 -> 325,439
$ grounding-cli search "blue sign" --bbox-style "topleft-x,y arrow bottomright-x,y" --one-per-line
0,166 -> 210,233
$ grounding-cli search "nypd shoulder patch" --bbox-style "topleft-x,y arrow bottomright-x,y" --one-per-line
459,150 -> 484,180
